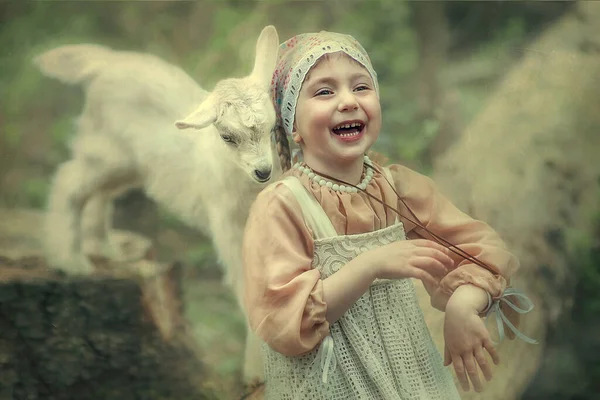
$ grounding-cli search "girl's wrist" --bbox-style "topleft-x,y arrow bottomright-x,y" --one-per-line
359,252 -> 379,282
358,250 -> 381,281
447,284 -> 489,314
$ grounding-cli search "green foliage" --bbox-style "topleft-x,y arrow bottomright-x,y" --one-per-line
542,202 -> 600,399
567,203 -> 600,320
3,121 -> 21,149
1,0 -> 546,207
578,245 -> 600,318
184,241 -> 220,272
19,177 -> 50,209
50,116 -> 73,149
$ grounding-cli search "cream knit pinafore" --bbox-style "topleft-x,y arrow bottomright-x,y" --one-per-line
262,173 -> 461,400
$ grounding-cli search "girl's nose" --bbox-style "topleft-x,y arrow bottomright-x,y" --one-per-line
337,91 -> 359,112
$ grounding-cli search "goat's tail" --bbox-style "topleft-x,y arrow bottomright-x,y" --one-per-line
33,44 -> 115,85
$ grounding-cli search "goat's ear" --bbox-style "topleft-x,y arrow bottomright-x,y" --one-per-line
251,25 -> 279,89
175,97 -> 218,130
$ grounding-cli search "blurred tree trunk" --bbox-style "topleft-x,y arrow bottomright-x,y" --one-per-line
412,1 -> 461,163
413,1 -> 448,121
415,2 -> 600,398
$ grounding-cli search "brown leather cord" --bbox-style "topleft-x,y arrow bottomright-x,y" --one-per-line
305,160 -> 500,276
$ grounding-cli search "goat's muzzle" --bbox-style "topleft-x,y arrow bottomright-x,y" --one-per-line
254,167 -> 272,183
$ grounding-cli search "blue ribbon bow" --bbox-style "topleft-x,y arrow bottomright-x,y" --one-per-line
484,287 -> 538,345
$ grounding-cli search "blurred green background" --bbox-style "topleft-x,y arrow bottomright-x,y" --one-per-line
0,0 -> 574,208
0,1 -> 597,399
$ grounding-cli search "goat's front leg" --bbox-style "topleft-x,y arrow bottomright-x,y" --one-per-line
208,213 -> 265,384
243,329 -> 265,387
45,159 -> 94,274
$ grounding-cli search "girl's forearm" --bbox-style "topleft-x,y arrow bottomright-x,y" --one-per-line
321,254 -> 376,323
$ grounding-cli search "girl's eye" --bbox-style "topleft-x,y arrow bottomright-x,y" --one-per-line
355,85 -> 369,92
315,89 -> 333,96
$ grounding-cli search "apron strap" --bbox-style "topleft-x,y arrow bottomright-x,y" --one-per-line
281,176 -> 337,239
280,176 -> 338,384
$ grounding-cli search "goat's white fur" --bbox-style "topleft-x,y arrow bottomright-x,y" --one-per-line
35,26 -> 281,384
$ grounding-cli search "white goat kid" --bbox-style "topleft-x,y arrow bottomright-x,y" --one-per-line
36,26 -> 280,384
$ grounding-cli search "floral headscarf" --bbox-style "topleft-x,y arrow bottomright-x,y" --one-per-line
271,31 -> 379,170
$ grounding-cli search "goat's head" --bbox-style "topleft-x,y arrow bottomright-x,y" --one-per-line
175,25 -> 279,184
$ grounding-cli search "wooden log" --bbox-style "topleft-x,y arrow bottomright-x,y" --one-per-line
0,220 -> 218,400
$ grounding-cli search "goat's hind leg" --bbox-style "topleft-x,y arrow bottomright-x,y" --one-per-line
80,191 -> 115,258
44,157 -> 135,274
81,188 -> 151,263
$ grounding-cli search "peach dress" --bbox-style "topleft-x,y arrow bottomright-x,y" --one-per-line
243,162 -> 518,399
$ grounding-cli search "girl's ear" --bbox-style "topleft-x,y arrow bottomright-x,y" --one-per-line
292,129 -> 303,144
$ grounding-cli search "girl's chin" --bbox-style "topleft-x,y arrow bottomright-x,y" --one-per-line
329,148 -> 371,164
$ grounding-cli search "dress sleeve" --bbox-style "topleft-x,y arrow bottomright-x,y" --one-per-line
389,164 -> 520,311
242,183 -> 330,356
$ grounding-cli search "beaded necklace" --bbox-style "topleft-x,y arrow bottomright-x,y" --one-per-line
293,155 -> 374,193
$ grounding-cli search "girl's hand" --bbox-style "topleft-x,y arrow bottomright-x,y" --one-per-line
371,239 -> 453,287
443,285 -> 499,393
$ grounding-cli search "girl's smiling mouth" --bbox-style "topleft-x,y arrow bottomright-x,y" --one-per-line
331,121 -> 365,141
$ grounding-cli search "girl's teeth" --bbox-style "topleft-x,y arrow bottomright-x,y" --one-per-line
336,122 -> 360,129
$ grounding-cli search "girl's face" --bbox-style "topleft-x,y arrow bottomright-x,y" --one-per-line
292,53 -> 381,172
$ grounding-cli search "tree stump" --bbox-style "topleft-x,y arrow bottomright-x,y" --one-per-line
0,218 -> 218,400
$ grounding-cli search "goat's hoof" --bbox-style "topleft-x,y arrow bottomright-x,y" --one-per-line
109,230 -> 154,263
47,253 -> 96,276
86,253 -> 115,271
240,380 -> 265,400
83,240 -> 121,261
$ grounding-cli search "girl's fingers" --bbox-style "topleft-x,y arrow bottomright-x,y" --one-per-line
463,354 -> 483,393
452,356 -> 470,392
408,268 -> 439,288
411,256 -> 447,277
444,346 -> 451,366
474,346 -> 493,381
413,248 -> 453,270
483,338 -> 500,365
411,239 -> 452,257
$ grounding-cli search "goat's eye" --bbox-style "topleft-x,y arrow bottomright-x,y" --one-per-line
221,135 -> 237,145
